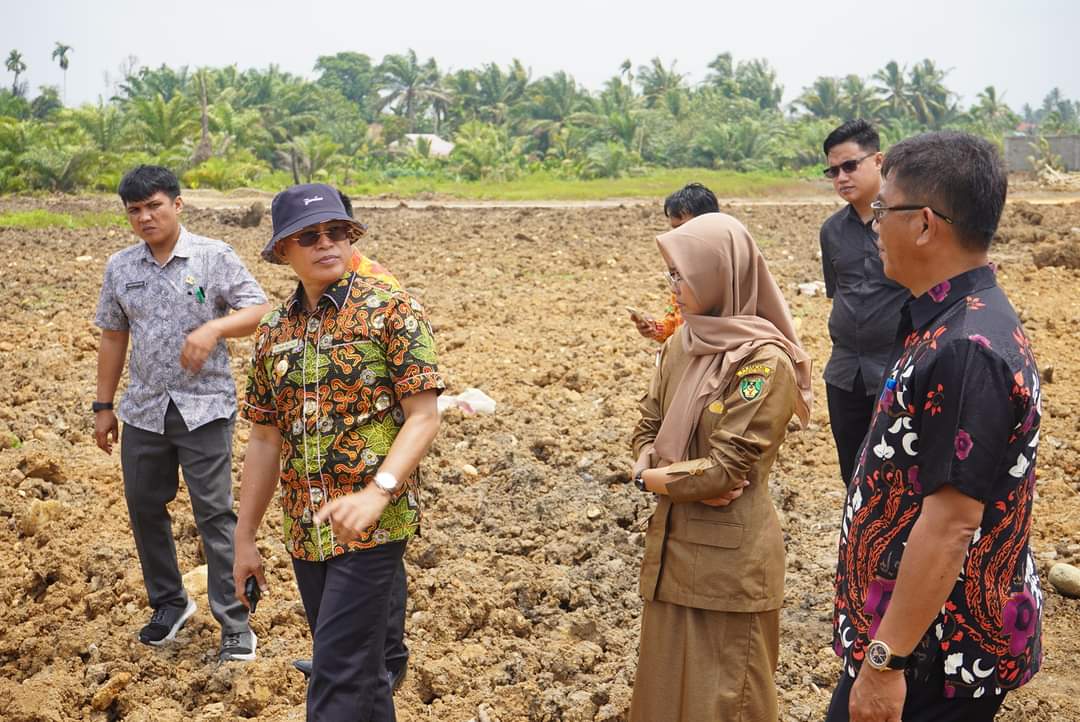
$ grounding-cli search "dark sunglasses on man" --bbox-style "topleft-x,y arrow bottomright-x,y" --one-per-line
823,152 -> 876,179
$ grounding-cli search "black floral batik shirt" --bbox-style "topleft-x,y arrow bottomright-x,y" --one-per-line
833,265 -> 1043,699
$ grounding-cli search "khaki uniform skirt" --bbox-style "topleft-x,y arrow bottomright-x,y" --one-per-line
629,601 -> 779,722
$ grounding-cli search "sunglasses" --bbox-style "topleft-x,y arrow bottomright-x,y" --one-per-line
823,152 -> 876,179
291,223 -> 362,247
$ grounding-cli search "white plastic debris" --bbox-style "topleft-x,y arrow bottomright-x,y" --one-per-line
437,387 -> 497,415
797,281 -> 828,297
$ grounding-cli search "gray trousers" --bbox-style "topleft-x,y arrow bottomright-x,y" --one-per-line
121,401 -> 249,634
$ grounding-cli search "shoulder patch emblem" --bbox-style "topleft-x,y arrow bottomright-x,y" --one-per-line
739,376 -> 765,402
735,364 -> 773,378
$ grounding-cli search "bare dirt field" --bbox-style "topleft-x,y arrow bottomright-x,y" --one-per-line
1,194 -> 1078,721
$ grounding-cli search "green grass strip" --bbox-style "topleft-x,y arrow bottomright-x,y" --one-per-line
0,209 -> 127,230
341,168 -> 815,201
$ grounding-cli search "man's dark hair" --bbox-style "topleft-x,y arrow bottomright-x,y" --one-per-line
881,131 -> 1007,252
118,165 -> 181,204
663,182 -> 720,219
823,119 -> 880,156
338,190 -> 354,218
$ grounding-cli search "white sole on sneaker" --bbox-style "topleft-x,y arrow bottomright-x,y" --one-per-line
221,630 -> 257,662
147,598 -> 197,647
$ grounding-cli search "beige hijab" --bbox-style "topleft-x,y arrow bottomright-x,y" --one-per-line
652,213 -> 813,463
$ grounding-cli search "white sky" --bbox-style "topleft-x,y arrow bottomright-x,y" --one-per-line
3,0 -> 1078,112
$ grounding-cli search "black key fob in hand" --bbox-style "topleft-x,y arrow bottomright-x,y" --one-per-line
245,576 -> 261,613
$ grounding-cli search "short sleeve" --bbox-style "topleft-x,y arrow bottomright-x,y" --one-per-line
94,259 -> 129,331
218,247 -> 268,310
820,227 -> 837,299
240,327 -> 278,426
379,294 -> 444,399
917,340 -> 1017,502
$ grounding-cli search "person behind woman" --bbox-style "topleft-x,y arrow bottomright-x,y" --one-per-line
629,212 -> 813,721
628,182 -> 720,342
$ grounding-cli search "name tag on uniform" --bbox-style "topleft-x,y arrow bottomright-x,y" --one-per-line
272,339 -> 300,354
125,281 -> 146,290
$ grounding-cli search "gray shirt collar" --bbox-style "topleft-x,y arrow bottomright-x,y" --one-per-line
139,225 -> 193,266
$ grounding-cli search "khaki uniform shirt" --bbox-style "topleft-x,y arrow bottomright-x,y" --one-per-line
632,339 -> 797,613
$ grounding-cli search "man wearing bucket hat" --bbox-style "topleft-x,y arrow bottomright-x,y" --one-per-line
233,183 -> 443,720
290,191 -> 413,694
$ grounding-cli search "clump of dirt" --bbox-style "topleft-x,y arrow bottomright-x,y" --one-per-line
1033,241 -> 1080,269
0,198 -> 1078,721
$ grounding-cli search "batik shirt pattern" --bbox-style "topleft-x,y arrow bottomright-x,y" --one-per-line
833,266 -> 1042,698
242,251 -> 443,561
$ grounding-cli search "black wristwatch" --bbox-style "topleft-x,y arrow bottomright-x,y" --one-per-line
865,639 -> 910,671
633,471 -> 647,492
91,401 -> 114,413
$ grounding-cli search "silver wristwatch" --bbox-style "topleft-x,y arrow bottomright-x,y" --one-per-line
374,471 -> 400,495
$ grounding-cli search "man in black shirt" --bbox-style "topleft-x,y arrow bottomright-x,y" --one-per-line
819,120 -> 910,486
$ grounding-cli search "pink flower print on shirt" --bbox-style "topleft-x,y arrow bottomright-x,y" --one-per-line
955,429 -> 974,460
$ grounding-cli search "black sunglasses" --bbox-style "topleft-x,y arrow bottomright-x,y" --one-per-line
870,200 -> 954,225
291,223 -> 360,247
823,152 -> 875,179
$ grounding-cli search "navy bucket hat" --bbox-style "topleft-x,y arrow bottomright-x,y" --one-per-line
262,183 -> 365,264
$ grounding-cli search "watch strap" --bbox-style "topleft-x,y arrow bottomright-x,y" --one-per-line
91,401 -> 113,412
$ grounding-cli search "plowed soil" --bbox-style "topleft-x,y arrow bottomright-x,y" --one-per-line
1,195 -> 1079,721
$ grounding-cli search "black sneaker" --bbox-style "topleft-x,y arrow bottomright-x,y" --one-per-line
220,629 -> 257,662
139,598 -> 197,646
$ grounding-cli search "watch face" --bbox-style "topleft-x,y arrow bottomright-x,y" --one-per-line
375,473 -> 398,492
867,641 -> 889,668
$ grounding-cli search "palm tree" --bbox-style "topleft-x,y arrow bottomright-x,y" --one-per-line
376,49 -> 446,132
795,77 -> 843,119
705,52 -> 737,96
840,75 -> 881,120
131,93 -> 199,151
73,100 -> 127,152
522,71 -> 591,154
734,59 -> 783,110
5,50 -> 26,96
474,61 -> 528,126
275,133 -> 341,184
873,61 -> 913,120
51,42 -> 72,104
636,58 -> 685,109
907,59 -> 951,127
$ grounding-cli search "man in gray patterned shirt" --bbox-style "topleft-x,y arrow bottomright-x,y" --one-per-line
93,165 -> 271,661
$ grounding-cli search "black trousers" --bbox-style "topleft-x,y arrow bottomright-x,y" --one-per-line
825,668 -> 1006,722
294,541 -> 406,722
826,370 -> 876,487
385,560 -> 408,676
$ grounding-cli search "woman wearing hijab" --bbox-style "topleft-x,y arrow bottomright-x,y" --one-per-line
629,212 -> 813,722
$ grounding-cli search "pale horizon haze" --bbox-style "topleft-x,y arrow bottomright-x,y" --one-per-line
3,0 -> 1078,113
